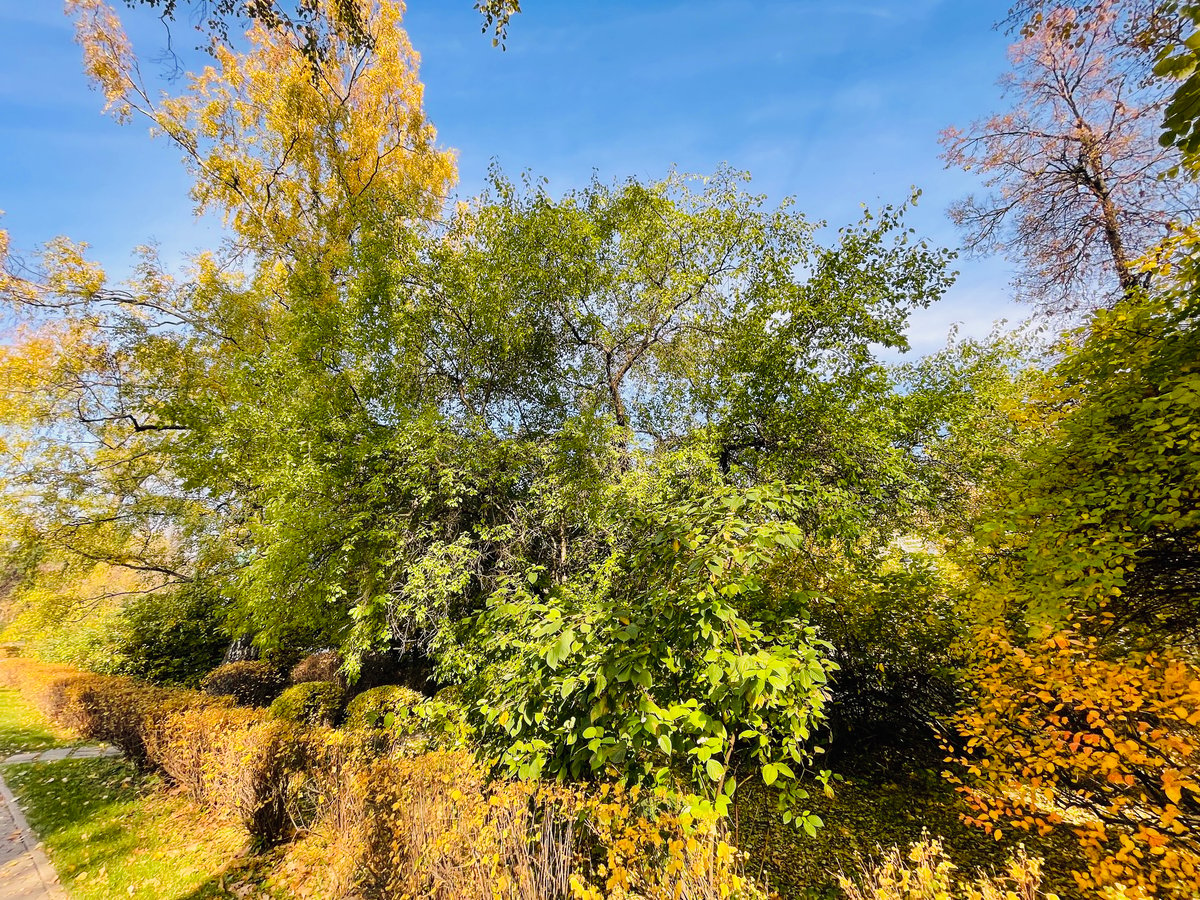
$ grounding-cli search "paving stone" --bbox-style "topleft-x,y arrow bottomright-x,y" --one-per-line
0,772 -> 68,899
0,754 -> 38,765
30,749 -> 71,763
66,746 -> 121,760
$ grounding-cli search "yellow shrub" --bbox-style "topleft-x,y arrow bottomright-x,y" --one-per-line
0,659 -> 767,899
838,837 -> 1058,900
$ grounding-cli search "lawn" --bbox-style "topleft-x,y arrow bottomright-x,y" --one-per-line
0,685 -> 269,899
5,757 -> 263,899
0,687 -> 73,756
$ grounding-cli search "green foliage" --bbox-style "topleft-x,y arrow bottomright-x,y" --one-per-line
475,483 -> 838,826
1156,2 -> 1200,168
200,661 -> 285,708
269,682 -> 345,727
216,168 -> 956,688
811,554 -> 963,750
343,684 -> 425,730
970,290 -> 1200,644
109,585 -> 230,688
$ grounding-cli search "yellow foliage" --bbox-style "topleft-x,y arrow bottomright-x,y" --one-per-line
838,836 -> 1058,900
67,0 -> 455,263
948,628 -> 1200,898
0,222 -> 41,306
0,659 -> 767,899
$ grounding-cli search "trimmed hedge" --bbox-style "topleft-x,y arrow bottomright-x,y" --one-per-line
200,661 -> 285,707
0,658 -> 768,898
269,682 -> 344,727
0,659 -> 294,845
289,650 -> 345,688
343,684 -> 424,730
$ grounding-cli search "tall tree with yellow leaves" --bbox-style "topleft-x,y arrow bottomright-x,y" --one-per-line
0,0 -> 454,620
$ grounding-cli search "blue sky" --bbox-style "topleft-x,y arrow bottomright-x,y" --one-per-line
0,0 -> 1025,354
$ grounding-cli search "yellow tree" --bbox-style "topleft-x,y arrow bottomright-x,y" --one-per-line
0,1 -> 454,638
70,0 -> 454,265
946,289 -> 1200,898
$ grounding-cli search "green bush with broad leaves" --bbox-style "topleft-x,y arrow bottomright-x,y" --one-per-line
343,684 -> 425,730
474,483 -> 839,831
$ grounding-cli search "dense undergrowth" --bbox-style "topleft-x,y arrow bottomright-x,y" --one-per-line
0,658 -> 1077,900
0,658 -> 770,900
0,2 -> 1198,899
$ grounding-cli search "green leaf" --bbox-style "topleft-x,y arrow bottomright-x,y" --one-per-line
545,628 -> 575,669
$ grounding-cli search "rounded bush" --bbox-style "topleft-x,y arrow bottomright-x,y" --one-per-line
110,585 -> 229,688
268,682 -> 345,727
344,685 -> 424,730
289,650 -> 345,688
200,661 -> 285,707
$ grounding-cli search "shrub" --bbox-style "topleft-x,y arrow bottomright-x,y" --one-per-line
206,716 -> 306,847
1,659 -> 299,847
837,837 -> 1057,900
61,675 -> 173,765
344,686 -> 470,754
408,695 -> 471,748
109,585 -> 230,688
153,703 -> 306,846
343,685 -> 424,730
354,752 -> 766,900
289,650 -> 345,688
200,661 -> 285,707
270,682 -> 345,727
0,658 -> 767,896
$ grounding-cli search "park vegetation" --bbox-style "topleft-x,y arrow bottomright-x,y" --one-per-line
0,1 -> 1197,898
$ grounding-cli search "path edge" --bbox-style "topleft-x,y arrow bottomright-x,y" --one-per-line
0,769 -> 68,899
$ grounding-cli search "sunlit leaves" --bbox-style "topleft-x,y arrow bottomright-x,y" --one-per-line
949,290 -> 1200,898
70,0 -> 455,262
475,484 -> 838,820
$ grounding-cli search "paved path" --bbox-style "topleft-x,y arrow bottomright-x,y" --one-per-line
0,745 -> 121,899
0,771 -> 68,899
2,746 -> 121,765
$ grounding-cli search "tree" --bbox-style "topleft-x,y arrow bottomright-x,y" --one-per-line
121,0 -> 523,56
939,8 -> 1200,893
945,287 -> 1200,898
219,168 -> 957,673
1156,2 -> 1200,169
941,0 -> 1199,311
0,0 -> 454,628
3,0 -> 971,830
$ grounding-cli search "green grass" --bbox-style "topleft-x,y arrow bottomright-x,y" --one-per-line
0,685 -> 265,899
0,686 -> 72,756
5,757 -> 261,899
